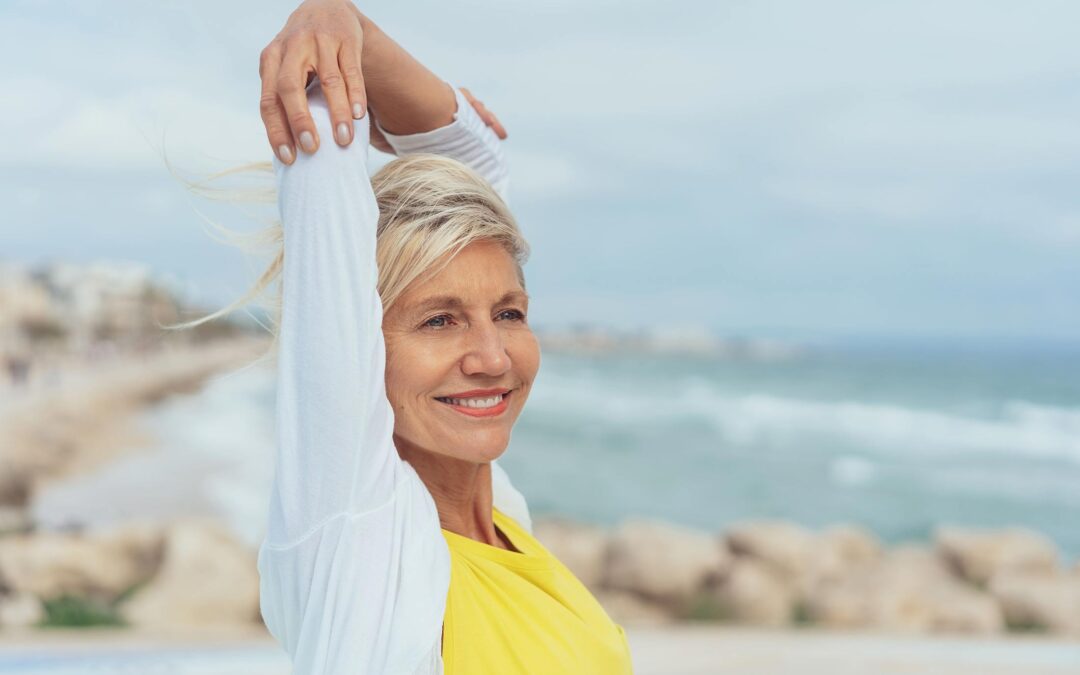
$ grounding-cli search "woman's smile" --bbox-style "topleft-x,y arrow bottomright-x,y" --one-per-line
434,388 -> 514,417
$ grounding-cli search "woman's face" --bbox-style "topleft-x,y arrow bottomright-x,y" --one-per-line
382,240 -> 540,464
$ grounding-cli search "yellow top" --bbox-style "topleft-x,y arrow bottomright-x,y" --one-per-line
440,507 -> 634,674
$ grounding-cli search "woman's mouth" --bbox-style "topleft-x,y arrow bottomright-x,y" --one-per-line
434,390 -> 512,417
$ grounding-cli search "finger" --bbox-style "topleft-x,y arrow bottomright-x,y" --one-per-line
471,98 -> 509,140
277,38 -> 320,155
259,43 -> 296,164
339,38 -> 367,121
368,115 -> 393,154
314,37 -> 354,147
487,111 -> 508,139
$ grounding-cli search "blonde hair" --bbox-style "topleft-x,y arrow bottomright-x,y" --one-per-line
170,153 -> 529,352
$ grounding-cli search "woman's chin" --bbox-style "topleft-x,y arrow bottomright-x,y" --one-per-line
451,434 -> 511,464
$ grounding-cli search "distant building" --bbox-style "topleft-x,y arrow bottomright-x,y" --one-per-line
0,260 -> 247,360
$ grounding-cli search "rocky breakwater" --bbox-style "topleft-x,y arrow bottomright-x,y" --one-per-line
0,337 -> 267,533
0,518 -> 260,630
1,513 -> 1076,637
535,517 -> 1080,638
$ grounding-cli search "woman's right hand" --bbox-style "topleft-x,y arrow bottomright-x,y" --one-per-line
259,0 -> 368,164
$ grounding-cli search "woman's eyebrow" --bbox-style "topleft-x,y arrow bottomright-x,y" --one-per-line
411,295 -> 465,316
410,291 -> 529,317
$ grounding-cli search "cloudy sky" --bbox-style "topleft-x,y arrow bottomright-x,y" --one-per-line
3,0 -> 1079,341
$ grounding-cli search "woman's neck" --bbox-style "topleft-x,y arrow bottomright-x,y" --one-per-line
394,438 -> 512,550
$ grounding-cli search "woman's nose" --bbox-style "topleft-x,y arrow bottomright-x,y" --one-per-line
461,321 -> 510,376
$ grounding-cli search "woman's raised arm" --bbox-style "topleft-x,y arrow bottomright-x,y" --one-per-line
259,80 -> 451,674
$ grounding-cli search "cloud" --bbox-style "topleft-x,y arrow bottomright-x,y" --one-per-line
3,0 -> 1080,338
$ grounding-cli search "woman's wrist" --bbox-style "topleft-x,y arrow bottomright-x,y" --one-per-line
352,13 -> 456,135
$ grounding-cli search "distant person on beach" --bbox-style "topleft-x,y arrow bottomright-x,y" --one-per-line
190,1 -> 633,672
5,353 -> 30,387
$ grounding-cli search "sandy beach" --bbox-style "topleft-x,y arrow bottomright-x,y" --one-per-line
0,626 -> 1076,674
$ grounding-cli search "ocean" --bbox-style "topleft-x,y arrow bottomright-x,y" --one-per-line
33,338 -> 1080,560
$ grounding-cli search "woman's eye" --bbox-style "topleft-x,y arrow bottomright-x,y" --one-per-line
498,308 -> 526,322
423,314 -> 452,329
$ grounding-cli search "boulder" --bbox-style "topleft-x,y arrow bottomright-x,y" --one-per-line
533,517 -> 609,590
989,572 -> 1080,635
706,558 -> 795,626
935,527 -> 1060,586
806,545 -> 1002,634
602,518 -> 731,610
0,522 -> 164,601
925,582 -> 1004,635
798,524 -> 883,595
725,521 -> 881,598
593,588 -> 674,626
819,524 -> 882,569
0,591 -> 44,628
725,520 -> 815,581
121,519 -> 259,627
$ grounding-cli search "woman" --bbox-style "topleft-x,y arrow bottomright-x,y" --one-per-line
242,2 -> 634,673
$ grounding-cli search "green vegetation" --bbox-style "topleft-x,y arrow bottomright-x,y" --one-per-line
38,595 -> 127,629
683,591 -> 733,622
1004,616 -> 1049,634
792,600 -> 815,626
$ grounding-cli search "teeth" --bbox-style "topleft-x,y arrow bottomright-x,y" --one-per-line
442,394 -> 504,409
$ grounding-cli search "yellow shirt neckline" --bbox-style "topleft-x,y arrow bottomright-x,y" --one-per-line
441,507 -> 555,570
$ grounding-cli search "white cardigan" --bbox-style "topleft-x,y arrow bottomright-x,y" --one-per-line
257,79 -> 532,675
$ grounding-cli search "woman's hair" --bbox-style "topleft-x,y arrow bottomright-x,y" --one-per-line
170,153 -> 529,352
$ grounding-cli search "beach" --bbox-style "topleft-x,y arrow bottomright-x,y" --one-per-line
0,626 -> 1077,674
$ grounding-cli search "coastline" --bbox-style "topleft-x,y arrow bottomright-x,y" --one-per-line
0,337 -> 268,525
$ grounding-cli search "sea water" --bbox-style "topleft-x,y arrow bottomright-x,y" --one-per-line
33,339 -> 1080,559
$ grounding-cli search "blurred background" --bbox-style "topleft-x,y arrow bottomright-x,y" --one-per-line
1,0 -> 1078,672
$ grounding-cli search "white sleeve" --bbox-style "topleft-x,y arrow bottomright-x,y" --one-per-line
375,87 -> 510,203
256,78 -> 449,675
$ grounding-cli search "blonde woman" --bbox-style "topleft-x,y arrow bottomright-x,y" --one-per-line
239,1 -> 634,672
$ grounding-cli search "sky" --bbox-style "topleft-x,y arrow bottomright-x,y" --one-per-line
2,0 -> 1079,341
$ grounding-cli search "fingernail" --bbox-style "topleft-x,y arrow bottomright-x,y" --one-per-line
299,131 -> 316,153
352,102 -> 364,119
335,122 -> 351,145
277,145 -> 293,164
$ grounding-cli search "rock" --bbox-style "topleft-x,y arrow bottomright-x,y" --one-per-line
533,517 -> 609,590
706,558 -> 795,626
882,545 -> 955,584
989,572 -> 1080,635
602,518 -> 731,610
121,519 -> 258,627
806,545 -> 1002,634
0,591 -> 44,628
936,527 -> 1060,586
820,524 -> 882,568
725,520 -> 815,581
798,524 -> 883,596
0,522 -> 164,601
592,588 -> 674,626
926,582 -> 1003,635
725,521 -> 880,599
